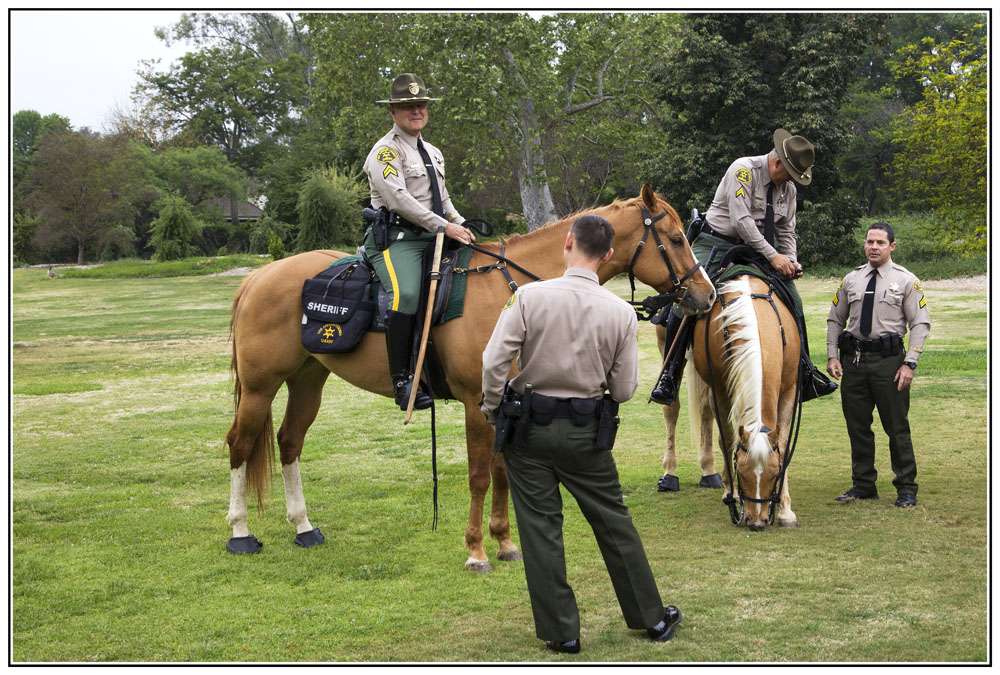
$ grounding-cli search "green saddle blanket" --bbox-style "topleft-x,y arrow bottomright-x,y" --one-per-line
324,246 -> 475,331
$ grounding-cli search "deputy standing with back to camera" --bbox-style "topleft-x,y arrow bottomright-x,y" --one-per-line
362,73 -> 475,412
826,222 -> 930,508
481,214 -> 682,655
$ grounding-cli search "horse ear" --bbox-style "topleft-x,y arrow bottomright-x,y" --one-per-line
640,182 -> 657,209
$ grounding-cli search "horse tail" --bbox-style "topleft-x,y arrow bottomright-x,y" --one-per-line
686,355 -> 709,442
716,276 -> 770,469
228,272 -> 275,512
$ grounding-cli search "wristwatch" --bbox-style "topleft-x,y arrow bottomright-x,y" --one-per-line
903,361 -> 917,370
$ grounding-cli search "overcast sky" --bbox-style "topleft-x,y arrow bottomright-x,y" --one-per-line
10,10 -> 189,132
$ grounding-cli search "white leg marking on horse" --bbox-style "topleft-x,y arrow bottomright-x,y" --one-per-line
227,463 -> 250,537
466,556 -> 484,567
282,459 -> 314,534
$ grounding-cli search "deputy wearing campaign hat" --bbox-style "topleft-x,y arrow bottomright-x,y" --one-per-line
363,73 -> 473,412
650,129 -> 836,413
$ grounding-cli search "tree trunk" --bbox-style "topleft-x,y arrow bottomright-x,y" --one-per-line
514,99 -> 558,231
500,46 -> 559,231
77,238 -> 85,265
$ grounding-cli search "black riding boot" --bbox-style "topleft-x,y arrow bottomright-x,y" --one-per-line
797,316 -> 838,402
385,310 -> 433,411
649,311 -> 689,406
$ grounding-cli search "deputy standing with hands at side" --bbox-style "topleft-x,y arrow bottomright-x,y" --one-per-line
826,222 -> 930,508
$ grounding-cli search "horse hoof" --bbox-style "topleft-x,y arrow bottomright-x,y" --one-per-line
227,534 -> 263,555
294,528 -> 325,548
657,474 -> 680,492
699,473 -> 724,489
465,559 -> 493,574
778,517 -> 800,529
497,549 -> 523,562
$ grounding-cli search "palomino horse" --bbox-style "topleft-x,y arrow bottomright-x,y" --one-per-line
688,274 -> 802,531
224,183 -> 717,570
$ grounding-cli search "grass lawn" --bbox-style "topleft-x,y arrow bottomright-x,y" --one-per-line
10,264 -> 988,663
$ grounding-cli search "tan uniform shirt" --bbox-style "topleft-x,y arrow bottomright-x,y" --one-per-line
705,154 -> 797,262
363,123 -> 463,233
480,268 -> 639,422
826,260 -> 931,363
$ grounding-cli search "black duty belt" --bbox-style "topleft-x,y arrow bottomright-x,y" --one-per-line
392,214 -> 428,234
840,332 -> 903,355
536,397 -> 604,422
699,221 -> 740,246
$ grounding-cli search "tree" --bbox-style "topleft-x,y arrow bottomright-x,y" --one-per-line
12,110 -> 71,194
151,145 -> 248,210
837,11 -> 985,217
138,39 -> 305,232
888,24 -> 986,254
305,13 -> 681,229
21,129 -> 155,264
294,166 -> 365,251
149,193 -> 202,260
646,13 -> 886,266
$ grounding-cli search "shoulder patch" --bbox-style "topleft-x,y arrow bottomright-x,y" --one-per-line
734,167 -> 752,185
376,146 -> 398,164
912,279 -> 923,294
501,293 -> 517,311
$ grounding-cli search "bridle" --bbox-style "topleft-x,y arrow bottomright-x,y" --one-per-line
626,205 -> 706,321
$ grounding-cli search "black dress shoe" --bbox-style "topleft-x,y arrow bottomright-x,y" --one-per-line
545,639 -> 580,654
648,606 -> 682,642
834,488 -> 878,502
895,493 -> 917,508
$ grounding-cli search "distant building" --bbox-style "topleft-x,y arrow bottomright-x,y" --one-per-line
204,198 -> 264,223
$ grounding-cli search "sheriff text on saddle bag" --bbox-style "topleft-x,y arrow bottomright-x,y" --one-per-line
301,259 -> 375,353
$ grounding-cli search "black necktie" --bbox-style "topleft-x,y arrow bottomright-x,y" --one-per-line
860,270 -> 878,336
416,138 -> 444,218
763,184 -> 775,247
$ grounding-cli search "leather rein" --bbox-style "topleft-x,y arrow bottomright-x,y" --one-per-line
458,206 -> 703,311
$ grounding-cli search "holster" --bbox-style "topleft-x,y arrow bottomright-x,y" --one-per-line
492,384 -> 522,454
596,396 -> 620,451
512,385 -> 533,451
371,206 -> 391,251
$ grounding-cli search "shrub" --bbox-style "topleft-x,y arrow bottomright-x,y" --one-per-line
149,194 -> 202,261
267,231 -> 287,261
295,166 -> 365,252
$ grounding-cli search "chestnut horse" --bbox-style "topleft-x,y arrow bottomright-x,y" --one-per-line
688,275 -> 802,530
224,184 -> 717,570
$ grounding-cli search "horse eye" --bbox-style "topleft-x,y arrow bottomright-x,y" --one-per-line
670,236 -> 684,247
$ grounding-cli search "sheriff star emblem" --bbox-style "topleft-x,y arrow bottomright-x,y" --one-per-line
889,282 -> 900,293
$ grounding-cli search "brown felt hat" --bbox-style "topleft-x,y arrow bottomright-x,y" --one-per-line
376,73 -> 441,104
774,128 -> 814,186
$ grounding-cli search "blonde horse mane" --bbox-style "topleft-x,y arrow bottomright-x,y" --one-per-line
716,276 -> 771,470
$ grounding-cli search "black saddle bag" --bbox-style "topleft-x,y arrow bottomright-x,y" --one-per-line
301,260 -> 375,353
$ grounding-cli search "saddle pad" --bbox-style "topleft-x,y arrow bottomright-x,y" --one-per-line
318,246 -> 474,331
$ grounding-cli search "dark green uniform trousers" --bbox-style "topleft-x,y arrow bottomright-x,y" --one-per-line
503,417 -> 665,642
840,350 -> 918,496
363,225 -> 434,316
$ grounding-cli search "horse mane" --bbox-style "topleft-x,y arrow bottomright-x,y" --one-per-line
496,198 -> 637,249
716,276 -> 771,471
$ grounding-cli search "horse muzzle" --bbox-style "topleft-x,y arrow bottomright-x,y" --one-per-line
679,280 -> 716,315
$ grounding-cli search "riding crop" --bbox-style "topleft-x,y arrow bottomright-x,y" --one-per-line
404,224 -> 446,424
